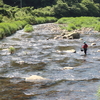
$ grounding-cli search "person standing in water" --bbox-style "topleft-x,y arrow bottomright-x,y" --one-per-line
82,41 -> 88,55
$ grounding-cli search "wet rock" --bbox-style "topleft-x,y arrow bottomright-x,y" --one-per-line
19,61 -> 25,65
67,32 -> 80,39
68,36 -> 73,39
60,32 -> 80,39
63,67 -> 74,70
91,43 -> 96,46
62,35 -> 68,39
1,48 -> 10,55
25,75 -> 50,83
54,35 -> 63,40
56,50 -> 61,53
97,50 -> 100,52
79,38 -> 83,40
66,49 -> 76,53
2,48 -> 9,51
61,32 -> 66,36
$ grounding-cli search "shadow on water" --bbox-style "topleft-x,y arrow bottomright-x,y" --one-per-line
0,23 -> 100,100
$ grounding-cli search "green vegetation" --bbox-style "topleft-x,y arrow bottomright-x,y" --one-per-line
35,17 -> 57,24
9,46 -> 15,54
57,17 -> 100,32
97,88 -> 100,100
0,0 -> 3,6
0,20 -> 28,39
24,24 -> 34,32
1,0 -> 100,18
0,0 -> 99,39
0,16 -> 57,39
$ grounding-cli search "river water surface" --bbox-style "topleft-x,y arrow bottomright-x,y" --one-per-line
0,23 -> 100,100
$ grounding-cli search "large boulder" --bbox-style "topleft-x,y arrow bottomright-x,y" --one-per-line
54,31 -> 80,40
63,32 -> 80,39
25,75 -> 50,83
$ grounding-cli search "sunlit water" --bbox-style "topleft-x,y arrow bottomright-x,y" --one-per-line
0,23 -> 100,100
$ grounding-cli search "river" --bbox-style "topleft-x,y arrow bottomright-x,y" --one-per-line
0,23 -> 100,100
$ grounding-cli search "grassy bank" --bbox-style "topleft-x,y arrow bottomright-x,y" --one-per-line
0,16 -> 99,39
0,16 -> 57,39
0,20 -> 27,39
57,17 -> 100,32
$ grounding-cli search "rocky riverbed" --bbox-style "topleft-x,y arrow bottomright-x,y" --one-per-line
0,23 -> 100,100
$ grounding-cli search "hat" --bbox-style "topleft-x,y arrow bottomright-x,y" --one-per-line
84,41 -> 86,43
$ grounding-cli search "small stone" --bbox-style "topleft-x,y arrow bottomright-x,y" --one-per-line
79,38 -> 83,40
63,67 -> 74,70
19,61 -> 25,65
97,50 -> 100,52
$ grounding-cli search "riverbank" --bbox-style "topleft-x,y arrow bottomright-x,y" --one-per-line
0,17 -> 100,40
0,17 -> 57,40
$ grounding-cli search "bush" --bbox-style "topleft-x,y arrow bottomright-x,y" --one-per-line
35,17 -> 46,24
44,17 -> 57,23
9,46 -> 15,54
0,23 -> 11,36
0,28 -> 5,39
24,24 -> 34,32
0,20 -> 27,38
32,6 -> 54,17
0,15 -> 3,22
14,20 -> 27,29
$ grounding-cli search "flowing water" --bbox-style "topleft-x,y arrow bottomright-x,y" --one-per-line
0,23 -> 100,100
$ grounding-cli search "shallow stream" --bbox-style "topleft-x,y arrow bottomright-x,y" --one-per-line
0,23 -> 100,100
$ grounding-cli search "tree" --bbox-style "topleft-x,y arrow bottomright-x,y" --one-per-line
0,0 -> 3,6
81,0 -> 100,16
64,0 -> 82,6
69,4 -> 82,16
52,2 -> 70,17
71,3 -> 88,16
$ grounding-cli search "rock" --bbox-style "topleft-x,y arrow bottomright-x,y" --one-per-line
56,50 -> 61,53
63,67 -> 74,70
19,61 -> 25,65
68,32 -> 80,39
97,50 -> 100,52
79,38 -> 83,40
66,49 -> 76,53
61,32 -> 80,39
1,49 -> 11,55
54,35 -> 63,40
54,35 -> 60,39
25,75 -> 50,83
2,48 -> 9,51
68,36 -> 73,39
91,43 -> 96,46
62,35 -> 68,39
61,33 -> 66,36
